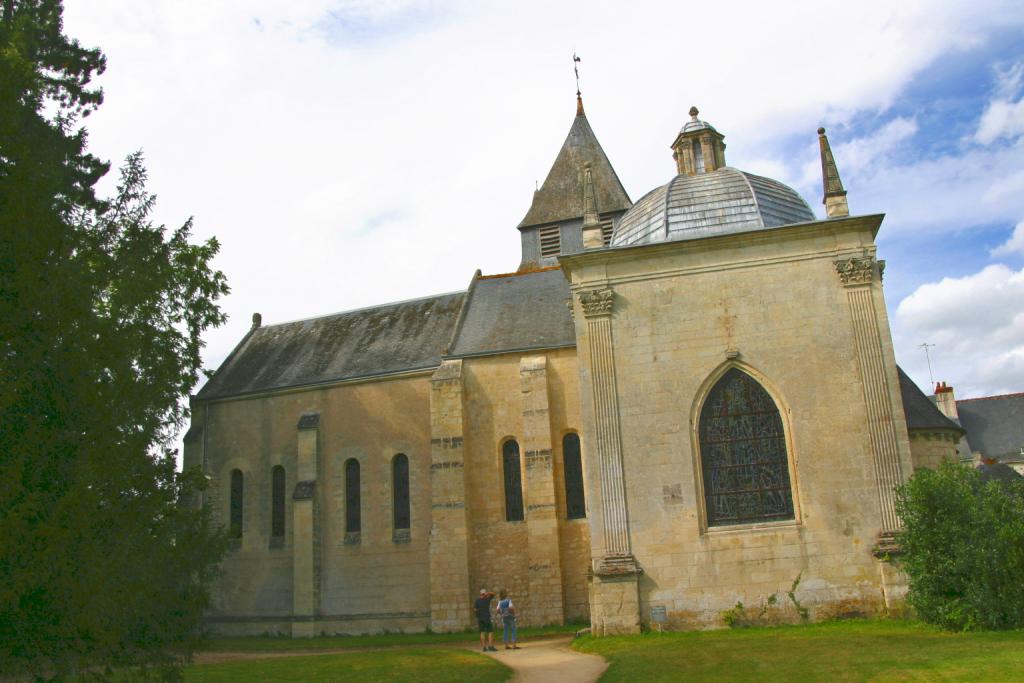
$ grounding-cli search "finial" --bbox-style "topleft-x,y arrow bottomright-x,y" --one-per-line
689,106 -> 699,119
581,164 -> 604,249
817,127 -> 849,218
573,52 -> 582,97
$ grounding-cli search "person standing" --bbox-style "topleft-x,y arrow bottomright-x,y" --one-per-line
497,589 -> 519,649
475,589 -> 497,651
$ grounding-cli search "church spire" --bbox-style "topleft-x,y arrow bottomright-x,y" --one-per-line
818,127 -> 849,218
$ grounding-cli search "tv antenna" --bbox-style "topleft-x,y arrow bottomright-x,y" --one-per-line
918,342 -> 936,386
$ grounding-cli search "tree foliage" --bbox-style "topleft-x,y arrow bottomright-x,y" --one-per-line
895,461 -> 1024,631
1,1 -> 230,678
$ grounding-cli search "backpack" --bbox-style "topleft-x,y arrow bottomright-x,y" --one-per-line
498,598 -> 513,617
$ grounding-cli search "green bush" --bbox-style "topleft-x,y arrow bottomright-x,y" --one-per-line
895,461 -> 1024,630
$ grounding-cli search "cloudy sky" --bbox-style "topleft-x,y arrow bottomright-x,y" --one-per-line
64,1 -> 1024,443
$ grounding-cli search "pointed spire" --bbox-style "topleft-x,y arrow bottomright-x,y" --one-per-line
581,164 -> 604,249
818,127 -> 849,218
577,93 -> 584,117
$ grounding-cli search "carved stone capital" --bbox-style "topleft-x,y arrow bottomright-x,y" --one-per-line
578,288 -> 614,318
834,257 -> 877,286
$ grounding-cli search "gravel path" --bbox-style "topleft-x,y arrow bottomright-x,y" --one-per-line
482,635 -> 608,683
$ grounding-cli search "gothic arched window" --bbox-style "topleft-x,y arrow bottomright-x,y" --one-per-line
563,433 -> 586,519
270,465 -> 285,539
229,469 -> 244,538
699,368 -> 794,527
345,458 -> 361,533
392,454 -> 410,531
503,440 -> 524,522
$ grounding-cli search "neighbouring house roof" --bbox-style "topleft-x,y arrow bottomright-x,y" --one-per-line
447,267 -> 575,357
898,367 -> 965,433
196,292 -> 466,400
518,98 -> 632,229
976,460 -> 1024,485
957,392 -> 1024,461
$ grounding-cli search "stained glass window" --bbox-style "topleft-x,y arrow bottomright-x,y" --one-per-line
271,465 -> 285,538
392,454 -> 410,530
563,433 -> 586,519
345,458 -> 361,533
503,440 -> 524,522
229,469 -> 243,538
699,368 -> 794,526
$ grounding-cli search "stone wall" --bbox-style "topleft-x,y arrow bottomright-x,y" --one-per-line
908,430 -> 961,470
195,374 -> 435,635
564,216 -> 912,630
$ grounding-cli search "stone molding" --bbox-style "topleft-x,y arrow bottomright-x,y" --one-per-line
578,288 -> 614,317
834,256 -> 878,286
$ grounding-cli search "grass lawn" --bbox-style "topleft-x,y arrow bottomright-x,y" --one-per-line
196,623 -> 577,652
182,648 -> 510,682
573,619 -> 1024,682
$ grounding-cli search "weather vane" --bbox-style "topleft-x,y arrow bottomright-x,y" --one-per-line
573,52 -> 581,97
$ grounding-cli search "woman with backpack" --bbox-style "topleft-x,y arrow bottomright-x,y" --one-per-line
497,589 -> 519,649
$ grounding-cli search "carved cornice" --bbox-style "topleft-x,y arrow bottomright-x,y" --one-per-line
834,256 -> 877,286
578,288 -> 614,318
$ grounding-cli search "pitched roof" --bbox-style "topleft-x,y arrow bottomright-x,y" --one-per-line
448,267 -> 575,357
957,392 -> 1024,460
898,367 -> 964,433
196,292 -> 466,400
518,98 -> 632,228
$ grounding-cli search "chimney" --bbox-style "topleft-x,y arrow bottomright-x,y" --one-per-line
933,381 -> 959,420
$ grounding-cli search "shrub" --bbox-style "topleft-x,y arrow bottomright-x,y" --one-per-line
895,461 -> 1024,630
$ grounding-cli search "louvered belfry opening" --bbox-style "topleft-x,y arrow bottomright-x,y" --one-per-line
699,368 -> 794,526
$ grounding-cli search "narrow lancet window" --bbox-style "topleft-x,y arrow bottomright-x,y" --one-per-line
229,469 -> 244,538
271,466 -> 285,538
503,440 -> 525,522
563,433 -> 586,519
345,458 -> 361,533
392,454 -> 410,531
699,368 -> 794,526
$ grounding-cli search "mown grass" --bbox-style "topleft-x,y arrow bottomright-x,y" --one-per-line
573,619 -> 1024,682
196,622 -> 578,652
182,648 -> 509,683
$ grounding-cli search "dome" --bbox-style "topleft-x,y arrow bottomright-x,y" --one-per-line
610,167 -> 815,248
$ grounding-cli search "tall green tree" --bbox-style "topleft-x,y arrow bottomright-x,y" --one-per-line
1,1 -> 230,678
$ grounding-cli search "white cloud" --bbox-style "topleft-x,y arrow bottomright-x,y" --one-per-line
894,264 -> 1024,396
974,61 -> 1024,144
992,221 -> 1024,257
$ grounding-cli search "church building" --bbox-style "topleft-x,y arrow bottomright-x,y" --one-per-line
183,95 -> 962,636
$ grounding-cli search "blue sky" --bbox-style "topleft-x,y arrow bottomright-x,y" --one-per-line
62,1 -> 1024,441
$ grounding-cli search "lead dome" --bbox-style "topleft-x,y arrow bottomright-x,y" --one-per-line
610,108 -> 815,248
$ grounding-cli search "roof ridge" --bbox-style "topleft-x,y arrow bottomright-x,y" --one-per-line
262,289 -> 466,328
958,391 -> 1024,403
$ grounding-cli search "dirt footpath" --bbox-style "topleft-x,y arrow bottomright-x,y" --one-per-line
483,635 -> 608,683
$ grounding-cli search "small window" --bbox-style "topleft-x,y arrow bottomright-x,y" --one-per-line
600,219 -> 614,247
692,140 -> 705,174
392,454 -> 410,531
229,469 -> 243,538
563,433 -> 586,519
345,458 -> 361,533
539,225 -> 561,258
502,440 -> 525,522
271,466 -> 285,538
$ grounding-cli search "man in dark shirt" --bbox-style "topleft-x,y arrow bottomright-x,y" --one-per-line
475,589 -> 497,651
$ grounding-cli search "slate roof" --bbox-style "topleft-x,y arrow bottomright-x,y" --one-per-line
611,167 -> 815,247
898,367 -> 964,433
976,460 -> 1024,485
447,267 -> 575,357
519,98 -> 632,228
957,392 -> 1024,460
196,292 -> 466,400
